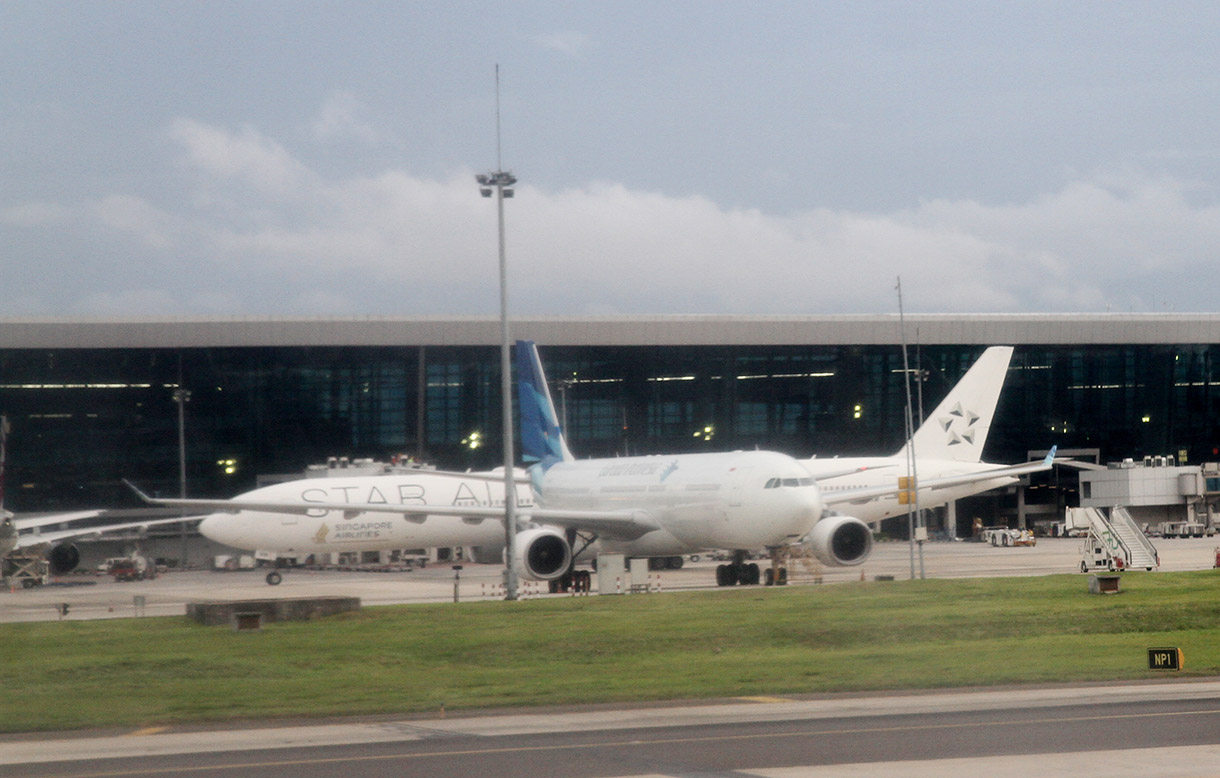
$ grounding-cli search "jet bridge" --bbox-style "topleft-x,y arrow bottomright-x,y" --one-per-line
1068,506 -> 1159,573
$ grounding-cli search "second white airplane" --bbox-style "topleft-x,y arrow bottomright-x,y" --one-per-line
804,346 -> 1053,528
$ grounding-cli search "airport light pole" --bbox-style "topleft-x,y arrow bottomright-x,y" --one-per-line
173,384 -> 191,568
896,277 -> 925,580
476,64 -> 520,601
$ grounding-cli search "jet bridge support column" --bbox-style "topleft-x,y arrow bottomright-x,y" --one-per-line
1017,485 -> 1027,530
946,501 -> 958,541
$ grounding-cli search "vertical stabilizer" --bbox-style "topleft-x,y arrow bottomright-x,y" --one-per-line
898,346 -> 1014,463
515,340 -> 573,470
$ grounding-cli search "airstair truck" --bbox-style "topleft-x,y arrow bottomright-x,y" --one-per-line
1069,506 -> 1159,573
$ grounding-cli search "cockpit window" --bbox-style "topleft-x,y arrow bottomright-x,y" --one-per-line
766,476 -> 813,488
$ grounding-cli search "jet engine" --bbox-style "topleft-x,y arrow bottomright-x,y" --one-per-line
511,527 -> 572,581
47,543 -> 81,575
805,515 -> 873,566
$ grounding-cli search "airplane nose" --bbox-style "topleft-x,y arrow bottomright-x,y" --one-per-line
787,487 -> 823,536
198,513 -> 240,546
803,486 -> 824,525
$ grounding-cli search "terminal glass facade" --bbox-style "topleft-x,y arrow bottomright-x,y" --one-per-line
1,343 -> 1218,513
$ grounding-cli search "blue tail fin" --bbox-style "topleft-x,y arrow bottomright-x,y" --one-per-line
515,340 -> 573,470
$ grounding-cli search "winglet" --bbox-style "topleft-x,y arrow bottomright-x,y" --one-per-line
1045,445 -> 1057,465
122,479 -> 157,505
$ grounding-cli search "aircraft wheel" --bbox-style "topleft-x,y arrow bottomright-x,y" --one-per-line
716,564 -> 735,587
764,568 -> 775,586
1080,561 -> 1088,573
667,556 -> 684,570
266,571 -> 282,586
777,567 -> 788,585
738,563 -> 760,586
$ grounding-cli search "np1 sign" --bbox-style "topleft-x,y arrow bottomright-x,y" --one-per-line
1148,647 -> 1183,670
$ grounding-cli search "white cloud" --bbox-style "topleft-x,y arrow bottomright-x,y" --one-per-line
169,118 -> 317,198
11,118 -> 1220,317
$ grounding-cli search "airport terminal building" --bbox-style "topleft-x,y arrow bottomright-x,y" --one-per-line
3,313 -> 1220,531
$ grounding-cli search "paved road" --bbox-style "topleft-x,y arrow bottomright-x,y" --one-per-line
5,682 -> 1220,777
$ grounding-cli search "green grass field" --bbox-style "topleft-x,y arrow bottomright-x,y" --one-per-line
3,571 -> 1219,733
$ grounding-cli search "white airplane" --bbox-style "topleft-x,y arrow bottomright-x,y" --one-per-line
2,510 -> 195,586
804,346 -> 1054,526
130,341 -> 884,588
0,417 -> 195,586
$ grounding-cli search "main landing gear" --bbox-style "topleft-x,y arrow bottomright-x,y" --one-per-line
715,549 -> 791,587
548,569 -> 592,593
715,550 -> 762,586
547,527 -> 596,593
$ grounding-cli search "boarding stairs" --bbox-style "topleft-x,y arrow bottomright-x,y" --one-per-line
1068,506 -> 1159,572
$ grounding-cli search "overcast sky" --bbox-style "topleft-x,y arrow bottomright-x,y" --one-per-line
3,1 -> 1220,317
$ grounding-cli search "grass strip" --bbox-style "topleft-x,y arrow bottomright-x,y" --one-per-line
3,571 -> 1219,732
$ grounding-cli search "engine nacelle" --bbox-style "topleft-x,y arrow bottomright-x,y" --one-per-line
511,527 -> 572,581
805,515 -> 873,566
48,543 -> 81,575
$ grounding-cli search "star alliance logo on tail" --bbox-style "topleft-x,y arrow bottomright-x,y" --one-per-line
939,402 -> 981,447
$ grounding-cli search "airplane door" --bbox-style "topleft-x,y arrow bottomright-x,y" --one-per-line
727,466 -> 753,508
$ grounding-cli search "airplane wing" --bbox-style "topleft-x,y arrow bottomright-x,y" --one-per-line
386,469 -> 533,484
805,463 -> 899,481
125,482 -> 660,540
822,448 -> 1056,507
12,510 -> 105,532
521,508 -> 660,540
15,516 -> 201,550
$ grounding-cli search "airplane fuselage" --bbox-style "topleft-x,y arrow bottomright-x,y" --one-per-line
198,474 -> 526,555
199,450 -> 825,561
807,457 -> 1018,524
538,450 -> 824,555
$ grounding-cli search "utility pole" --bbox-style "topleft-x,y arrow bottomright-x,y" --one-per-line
173,355 -> 191,569
897,278 -> 925,579
476,64 -> 520,601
